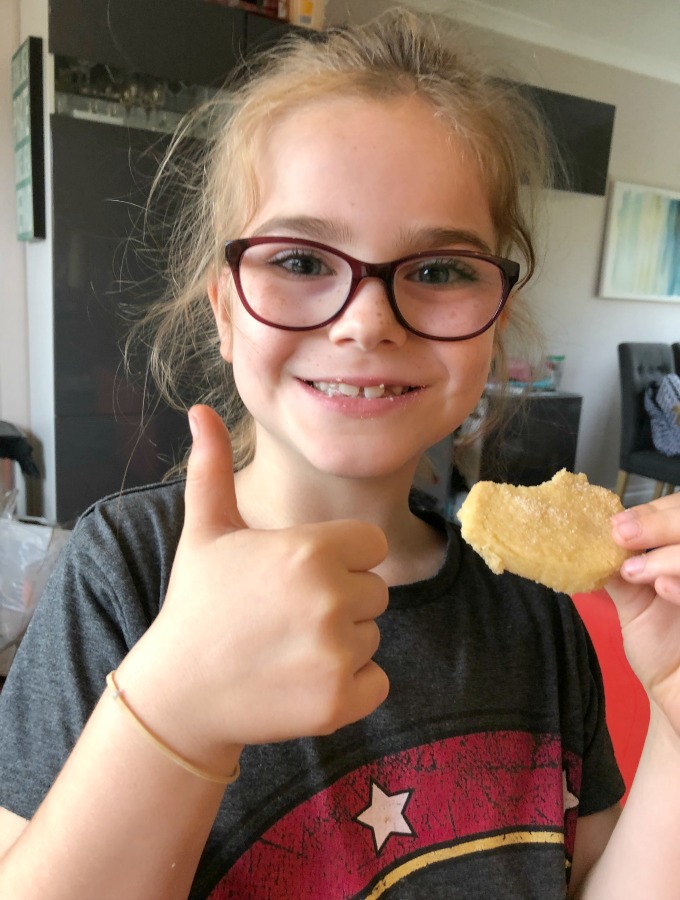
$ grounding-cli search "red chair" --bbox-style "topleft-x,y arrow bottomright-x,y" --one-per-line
572,590 -> 649,804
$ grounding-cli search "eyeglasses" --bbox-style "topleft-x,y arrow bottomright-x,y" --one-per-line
224,237 -> 520,341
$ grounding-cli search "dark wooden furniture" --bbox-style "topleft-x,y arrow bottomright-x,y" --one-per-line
425,389 -> 583,518
477,390 -> 583,486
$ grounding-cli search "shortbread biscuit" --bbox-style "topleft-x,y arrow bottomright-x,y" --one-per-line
457,469 -> 632,594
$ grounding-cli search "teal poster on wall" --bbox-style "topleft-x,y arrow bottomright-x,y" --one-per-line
600,181 -> 680,302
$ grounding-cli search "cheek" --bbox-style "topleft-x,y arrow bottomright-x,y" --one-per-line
219,291 -> 255,364
439,333 -> 495,418
447,331 -> 496,382
219,328 -> 234,364
210,275 -> 239,362
228,315 -> 300,392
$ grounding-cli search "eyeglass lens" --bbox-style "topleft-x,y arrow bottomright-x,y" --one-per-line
237,241 -> 506,339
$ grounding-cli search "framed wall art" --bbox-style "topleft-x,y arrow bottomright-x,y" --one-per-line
11,36 -> 45,241
599,181 -> 680,302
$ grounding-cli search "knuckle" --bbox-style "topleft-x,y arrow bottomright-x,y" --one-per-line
284,527 -> 329,573
305,588 -> 346,632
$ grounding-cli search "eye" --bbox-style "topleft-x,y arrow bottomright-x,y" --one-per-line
269,249 -> 334,277
407,257 -> 478,286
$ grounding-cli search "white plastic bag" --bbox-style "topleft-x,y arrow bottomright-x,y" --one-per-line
0,515 -> 70,675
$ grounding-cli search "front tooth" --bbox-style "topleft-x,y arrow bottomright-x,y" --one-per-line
391,386 -> 405,396
337,382 -> 360,397
363,384 -> 386,399
314,381 -> 331,393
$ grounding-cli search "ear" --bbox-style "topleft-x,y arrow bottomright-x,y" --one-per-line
208,274 -> 233,363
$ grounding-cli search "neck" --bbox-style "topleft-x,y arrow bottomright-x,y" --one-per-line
234,453 -> 447,586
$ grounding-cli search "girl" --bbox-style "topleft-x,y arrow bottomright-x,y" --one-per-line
1,8 -> 680,899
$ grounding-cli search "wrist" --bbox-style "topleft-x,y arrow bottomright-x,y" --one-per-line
648,701 -> 680,752
106,670 -> 242,784
115,639 -> 244,781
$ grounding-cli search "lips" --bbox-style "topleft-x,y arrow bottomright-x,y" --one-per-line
307,381 -> 420,399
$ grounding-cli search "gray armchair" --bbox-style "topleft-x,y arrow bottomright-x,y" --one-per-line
616,342 -> 680,501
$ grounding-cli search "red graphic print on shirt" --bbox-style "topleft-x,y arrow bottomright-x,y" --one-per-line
208,731 -> 581,899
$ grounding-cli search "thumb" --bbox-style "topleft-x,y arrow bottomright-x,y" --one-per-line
184,404 -> 247,536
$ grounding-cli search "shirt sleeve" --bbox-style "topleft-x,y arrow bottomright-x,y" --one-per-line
0,504 -> 157,820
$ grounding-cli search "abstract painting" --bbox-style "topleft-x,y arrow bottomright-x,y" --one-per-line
599,181 -> 680,302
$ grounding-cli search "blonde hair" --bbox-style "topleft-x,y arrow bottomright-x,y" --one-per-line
133,7 -> 555,470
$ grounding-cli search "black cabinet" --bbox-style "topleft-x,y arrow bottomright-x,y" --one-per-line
478,391 -> 583,486
49,0 -> 295,87
52,114 -> 188,523
49,1 -> 248,86
424,391 -> 583,518
44,2 -> 298,523
52,115 -> 166,419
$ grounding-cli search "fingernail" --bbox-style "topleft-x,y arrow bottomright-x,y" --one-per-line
613,512 -> 641,541
188,409 -> 200,441
622,555 -> 646,576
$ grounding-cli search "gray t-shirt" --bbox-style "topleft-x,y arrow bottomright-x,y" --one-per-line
0,480 -> 624,899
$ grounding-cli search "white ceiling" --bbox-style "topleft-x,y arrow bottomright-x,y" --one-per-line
447,0 -> 680,85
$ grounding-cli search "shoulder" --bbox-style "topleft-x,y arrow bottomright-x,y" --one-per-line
36,479 -> 188,634
77,477 -> 186,534
68,478 -> 186,569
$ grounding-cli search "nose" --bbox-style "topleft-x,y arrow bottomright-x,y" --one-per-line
327,277 -> 407,350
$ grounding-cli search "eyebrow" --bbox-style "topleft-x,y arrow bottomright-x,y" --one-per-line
397,226 -> 495,256
250,216 -> 353,244
249,217 -> 495,256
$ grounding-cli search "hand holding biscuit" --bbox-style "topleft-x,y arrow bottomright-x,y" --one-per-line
607,491 -> 680,734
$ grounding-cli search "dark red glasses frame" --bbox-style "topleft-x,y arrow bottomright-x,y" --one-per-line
225,237 -> 520,341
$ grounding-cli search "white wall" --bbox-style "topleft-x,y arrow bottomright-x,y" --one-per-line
0,1 -> 29,450
1,0 -> 54,517
0,0 -> 46,518
1,0 -> 53,518
19,0 -> 54,520
328,0 -> 680,498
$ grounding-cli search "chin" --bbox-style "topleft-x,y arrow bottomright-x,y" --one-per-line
303,446 -> 421,484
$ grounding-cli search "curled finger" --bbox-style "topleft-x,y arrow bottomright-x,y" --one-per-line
347,660 -> 390,725
352,619 -> 382,670
612,492 -> 680,553
350,570 -> 390,622
620,544 -> 680,602
652,575 -> 680,604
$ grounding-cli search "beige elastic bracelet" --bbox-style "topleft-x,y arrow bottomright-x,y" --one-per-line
106,670 -> 240,786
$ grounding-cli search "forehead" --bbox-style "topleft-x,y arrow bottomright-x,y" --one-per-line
247,95 -> 496,253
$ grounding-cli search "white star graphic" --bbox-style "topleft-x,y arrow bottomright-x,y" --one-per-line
355,779 -> 415,853
563,770 -> 579,812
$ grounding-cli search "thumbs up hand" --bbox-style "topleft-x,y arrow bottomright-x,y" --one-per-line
126,405 -> 390,770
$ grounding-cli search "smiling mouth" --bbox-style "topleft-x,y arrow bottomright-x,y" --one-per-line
306,380 -> 421,399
